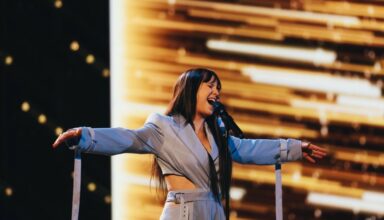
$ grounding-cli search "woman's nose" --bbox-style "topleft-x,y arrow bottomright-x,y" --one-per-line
212,87 -> 220,96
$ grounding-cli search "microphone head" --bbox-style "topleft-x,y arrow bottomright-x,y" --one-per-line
208,100 -> 225,113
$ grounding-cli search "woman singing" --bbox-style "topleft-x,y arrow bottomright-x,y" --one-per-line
52,68 -> 326,220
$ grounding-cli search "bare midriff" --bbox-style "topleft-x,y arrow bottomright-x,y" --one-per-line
164,175 -> 196,191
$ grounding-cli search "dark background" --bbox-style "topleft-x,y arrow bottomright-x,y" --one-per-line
1,0 -> 111,219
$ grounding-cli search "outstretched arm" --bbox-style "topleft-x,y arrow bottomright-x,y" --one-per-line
229,136 -> 326,165
52,113 -> 164,156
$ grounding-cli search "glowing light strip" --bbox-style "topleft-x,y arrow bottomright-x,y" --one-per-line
207,39 -> 336,65
307,192 -> 384,215
291,99 -> 383,118
168,0 -> 361,26
363,191 -> 384,204
337,95 -> 384,112
242,67 -> 381,98
304,2 -> 384,19
334,150 -> 384,166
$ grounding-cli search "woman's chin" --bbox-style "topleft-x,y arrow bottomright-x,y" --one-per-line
206,110 -> 214,117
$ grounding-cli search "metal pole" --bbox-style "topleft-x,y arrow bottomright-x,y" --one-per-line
71,149 -> 81,220
275,163 -> 283,220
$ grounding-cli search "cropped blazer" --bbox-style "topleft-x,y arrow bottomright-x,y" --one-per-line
77,113 -> 302,189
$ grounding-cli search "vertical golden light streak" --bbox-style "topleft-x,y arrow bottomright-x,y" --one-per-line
111,0 -> 134,219
111,1 -> 166,219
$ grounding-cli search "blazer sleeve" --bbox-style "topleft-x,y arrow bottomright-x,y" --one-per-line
228,136 -> 302,165
75,113 -> 164,156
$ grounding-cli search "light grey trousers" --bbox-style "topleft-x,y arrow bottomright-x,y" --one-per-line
160,189 -> 225,220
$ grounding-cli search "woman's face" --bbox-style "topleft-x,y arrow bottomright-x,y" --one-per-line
196,76 -> 220,118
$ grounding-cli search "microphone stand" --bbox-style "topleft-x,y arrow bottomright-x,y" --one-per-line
212,101 -> 283,220
71,149 -> 81,220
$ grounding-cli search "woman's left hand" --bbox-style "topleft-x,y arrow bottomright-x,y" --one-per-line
301,142 -> 327,163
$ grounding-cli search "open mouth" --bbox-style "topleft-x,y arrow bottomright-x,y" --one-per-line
207,98 -> 217,105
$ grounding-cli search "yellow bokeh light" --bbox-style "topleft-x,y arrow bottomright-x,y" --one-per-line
104,195 -> 111,204
54,0 -> 63,9
314,209 -> 322,218
21,102 -> 30,112
86,54 -> 95,64
70,41 -> 80,51
38,114 -> 47,124
102,68 -> 110,78
292,171 -> 302,182
55,127 -> 63,136
5,56 -> 13,65
5,187 -> 13,196
177,47 -> 186,56
87,182 -> 97,192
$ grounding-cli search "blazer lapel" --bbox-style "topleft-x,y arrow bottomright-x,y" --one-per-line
205,122 -> 218,160
170,115 -> 210,177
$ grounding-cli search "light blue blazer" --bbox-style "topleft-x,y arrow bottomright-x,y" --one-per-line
77,113 -> 302,190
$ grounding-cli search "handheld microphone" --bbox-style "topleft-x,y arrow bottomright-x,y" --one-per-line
209,100 -> 225,114
209,101 -> 244,139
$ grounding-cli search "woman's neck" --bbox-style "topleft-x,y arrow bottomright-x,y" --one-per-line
193,115 -> 205,134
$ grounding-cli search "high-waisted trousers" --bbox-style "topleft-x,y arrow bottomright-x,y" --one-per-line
160,188 -> 225,220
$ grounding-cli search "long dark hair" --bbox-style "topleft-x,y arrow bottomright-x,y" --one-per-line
151,68 -> 233,219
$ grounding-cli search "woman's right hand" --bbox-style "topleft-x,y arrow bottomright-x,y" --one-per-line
52,128 -> 82,149
301,142 -> 327,163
